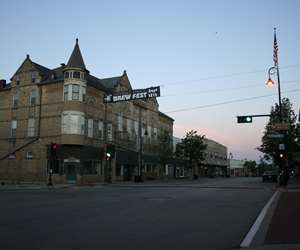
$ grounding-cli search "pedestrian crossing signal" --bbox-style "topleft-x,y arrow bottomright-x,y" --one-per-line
237,116 -> 253,123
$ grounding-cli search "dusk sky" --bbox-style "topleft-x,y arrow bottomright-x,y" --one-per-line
1,0 -> 299,161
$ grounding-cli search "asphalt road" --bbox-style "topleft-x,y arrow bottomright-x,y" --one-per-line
0,177 -> 275,250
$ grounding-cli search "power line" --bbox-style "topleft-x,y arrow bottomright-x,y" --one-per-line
155,64 -> 300,88
160,79 -> 300,98
165,88 -> 300,114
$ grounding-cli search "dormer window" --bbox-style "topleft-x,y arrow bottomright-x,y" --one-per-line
15,75 -> 20,85
31,71 -> 38,83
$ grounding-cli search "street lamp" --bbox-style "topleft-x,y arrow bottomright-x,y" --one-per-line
266,28 -> 288,186
266,66 -> 282,121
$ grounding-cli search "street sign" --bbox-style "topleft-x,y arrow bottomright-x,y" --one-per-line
278,144 -> 285,150
104,86 -> 160,103
268,133 -> 284,139
271,123 -> 289,131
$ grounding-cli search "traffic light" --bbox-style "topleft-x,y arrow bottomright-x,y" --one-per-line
106,144 -> 115,158
50,142 -> 58,159
237,116 -> 252,123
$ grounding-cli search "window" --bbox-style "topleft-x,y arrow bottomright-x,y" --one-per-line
88,119 -> 93,138
127,119 -> 132,137
64,85 -> 69,101
27,118 -> 35,137
15,75 -> 20,85
64,84 -> 86,101
11,120 -> 17,137
81,161 -> 97,175
107,123 -> 113,141
62,111 -> 85,135
98,121 -> 104,139
31,71 -> 38,83
153,127 -> 158,141
29,90 -> 37,105
117,113 -> 123,131
26,151 -> 33,159
82,86 -> 86,102
134,121 -> 138,135
73,71 -> 80,79
64,72 -> 70,79
12,94 -> 19,108
72,85 -> 80,100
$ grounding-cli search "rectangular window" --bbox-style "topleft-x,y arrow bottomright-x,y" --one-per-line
88,119 -> 93,138
72,85 -> 80,100
62,112 -> 85,135
12,94 -> 18,108
64,72 -> 69,79
147,125 -> 151,139
11,120 -> 17,137
31,71 -> 38,83
16,75 -> 20,85
134,121 -> 138,136
73,71 -> 80,79
29,90 -> 37,105
153,128 -> 158,140
98,121 -> 104,139
64,85 -> 69,101
82,86 -> 86,102
26,151 -> 33,159
127,119 -> 132,138
117,113 -> 123,131
107,123 -> 113,141
27,118 -> 35,137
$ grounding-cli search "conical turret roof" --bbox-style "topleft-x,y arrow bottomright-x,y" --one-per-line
67,38 -> 86,70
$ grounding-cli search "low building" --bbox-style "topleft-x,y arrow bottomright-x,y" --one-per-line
0,39 -> 174,184
229,159 -> 246,177
173,136 -> 229,178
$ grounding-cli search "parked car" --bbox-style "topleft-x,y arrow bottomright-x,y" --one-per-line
262,170 -> 278,182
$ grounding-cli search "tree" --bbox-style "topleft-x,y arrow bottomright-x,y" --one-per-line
180,130 -> 207,175
157,129 -> 173,176
243,160 -> 257,176
258,98 -> 299,168
257,157 -> 273,176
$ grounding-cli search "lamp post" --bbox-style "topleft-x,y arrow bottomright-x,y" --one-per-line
266,66 -> 282,122
266,27 -> 288,185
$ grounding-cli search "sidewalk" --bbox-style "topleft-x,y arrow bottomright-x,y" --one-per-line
244,177 -> 300,250
263,177 -> 300,245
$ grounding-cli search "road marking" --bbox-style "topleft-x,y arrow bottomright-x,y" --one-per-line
240,190 -> 279,247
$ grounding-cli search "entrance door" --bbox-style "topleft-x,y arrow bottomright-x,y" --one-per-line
66,164 -> 77,183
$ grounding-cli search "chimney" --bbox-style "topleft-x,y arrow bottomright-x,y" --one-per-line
0,79 -> 6,89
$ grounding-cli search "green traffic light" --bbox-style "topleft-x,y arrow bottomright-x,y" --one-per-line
237,116 -> 253,123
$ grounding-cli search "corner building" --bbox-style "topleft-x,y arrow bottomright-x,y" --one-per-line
0,40 -> 174,184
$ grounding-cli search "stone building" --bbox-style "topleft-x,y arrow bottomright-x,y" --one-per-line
0,39 -> 174,184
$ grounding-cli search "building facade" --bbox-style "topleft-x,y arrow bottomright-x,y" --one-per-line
229,159 -> 246,177
0,40 -> 174,184
173,137 -> 229,178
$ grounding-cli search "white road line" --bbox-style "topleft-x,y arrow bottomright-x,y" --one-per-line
240,190 -> 279,248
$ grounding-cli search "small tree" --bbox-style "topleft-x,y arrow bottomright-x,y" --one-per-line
243,160 -> 257,176
181,130 -> 207,176
258,98 -> 299,168
157,130 -> 173,177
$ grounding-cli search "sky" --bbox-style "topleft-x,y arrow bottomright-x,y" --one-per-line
1,0 -> 299,161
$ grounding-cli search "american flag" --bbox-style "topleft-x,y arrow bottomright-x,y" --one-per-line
273,29 -> 278,66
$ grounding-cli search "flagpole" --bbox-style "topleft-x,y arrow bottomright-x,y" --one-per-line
274,27 -> 283,122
